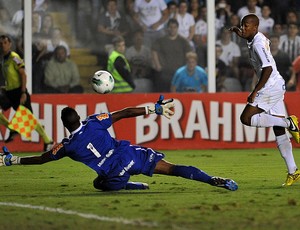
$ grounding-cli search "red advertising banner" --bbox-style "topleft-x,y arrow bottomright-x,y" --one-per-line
1,92 -> 299,152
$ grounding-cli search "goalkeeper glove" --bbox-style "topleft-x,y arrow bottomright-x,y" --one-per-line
0,146 -> 20,166
146,95 -> 175,119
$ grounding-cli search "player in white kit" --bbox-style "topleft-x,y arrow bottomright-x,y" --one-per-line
229,14 -> 300,186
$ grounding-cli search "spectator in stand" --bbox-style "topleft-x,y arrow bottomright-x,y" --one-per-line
96,0 -> 129,52
216,28 -> 241,80
285,9 -> 299,28
107,36 -> 135,93
194,6 -> 223,45
237,0 -> 262,19
176,0 -> 195,48
194,6 -> 208,46
152,18 -> 192,92
46,27 -> 70,57
258,5 -> 274,36
272,23 -> 284,37
188,0 -> 201,22
12,0 -> 50,38
37,13 -> 54,38
124,0 -> 142,46
44,46 -> 83,94
0,8 -> 16,37
171,51 -> 207,93
133,0 -> 169,48
279,23 -> 300,63
215,44 -> 242,92
269,34 -> 294,91
32,11 -> 42,35
32,35 -> 52,94
215,0 -> 233,27
193,31 -> 207,69
125,30 -> 154,92
167,1 -> 178,20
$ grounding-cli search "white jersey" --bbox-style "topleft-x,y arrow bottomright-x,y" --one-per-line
247,32 -> 283,88
176,12 -> 195,39
134,0 -> 167,31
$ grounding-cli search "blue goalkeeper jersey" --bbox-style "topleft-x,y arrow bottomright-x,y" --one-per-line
50,113 -> 131,176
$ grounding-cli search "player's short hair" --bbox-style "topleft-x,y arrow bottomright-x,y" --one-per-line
61,107 -> 80,131
242,14 -> 259,26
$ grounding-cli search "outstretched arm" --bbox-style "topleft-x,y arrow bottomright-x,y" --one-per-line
0,147 -> 54,166
111,107 -> 146,123
111,95 -> 175,124
19,151 -> 54,165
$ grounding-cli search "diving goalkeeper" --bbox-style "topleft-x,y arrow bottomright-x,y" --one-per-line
0,95 -> 238,191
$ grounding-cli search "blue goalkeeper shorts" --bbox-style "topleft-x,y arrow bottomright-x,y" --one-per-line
93,145 -> 164,191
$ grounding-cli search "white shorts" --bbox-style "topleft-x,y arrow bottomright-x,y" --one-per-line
249,79 -> 286,116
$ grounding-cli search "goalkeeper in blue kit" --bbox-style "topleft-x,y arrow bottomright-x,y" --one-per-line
0,96 -> 238,191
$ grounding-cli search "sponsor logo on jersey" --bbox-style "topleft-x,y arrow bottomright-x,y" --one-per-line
149,153 -> 154,163
52,143 -> 63,155
119,160 -> 135,176
262,47 -> 270,62
96,113 -> 109,121
97,149 -> 114,168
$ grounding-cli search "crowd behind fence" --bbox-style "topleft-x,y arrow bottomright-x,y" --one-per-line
0,0 -> 300,93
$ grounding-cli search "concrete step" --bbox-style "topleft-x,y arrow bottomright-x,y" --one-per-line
79,65 -> 100,78
71,55 -> 98,66
70,48 -> 92,55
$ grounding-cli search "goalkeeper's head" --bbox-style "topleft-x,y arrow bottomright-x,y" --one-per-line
61,107 -> 80,132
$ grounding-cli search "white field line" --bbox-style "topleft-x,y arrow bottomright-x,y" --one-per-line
0,202 -> 158,228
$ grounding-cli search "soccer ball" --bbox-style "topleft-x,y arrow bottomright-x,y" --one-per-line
91,70 -> 115,94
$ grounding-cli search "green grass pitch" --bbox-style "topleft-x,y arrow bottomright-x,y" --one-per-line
1,148 -> 300,230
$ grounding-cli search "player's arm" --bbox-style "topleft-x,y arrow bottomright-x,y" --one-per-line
111,107 -> 146,123
0,147 -> 54,166
111,95 -> 175,123
19,151 -> 54,165
228,26 -> 243,38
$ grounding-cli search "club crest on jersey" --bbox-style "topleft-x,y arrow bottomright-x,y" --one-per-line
96,113 -> 109,121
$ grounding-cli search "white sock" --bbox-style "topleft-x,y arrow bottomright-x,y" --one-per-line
276,133 -> 297,174
251,113 -> 289,128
